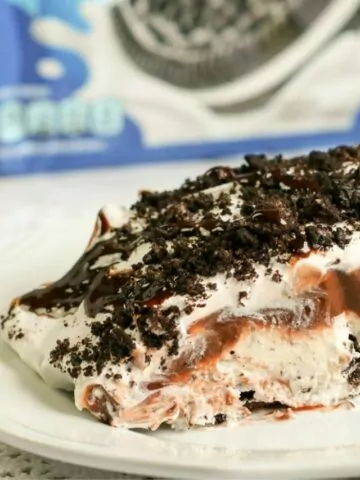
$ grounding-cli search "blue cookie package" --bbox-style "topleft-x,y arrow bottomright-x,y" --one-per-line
0,0 -> 359,175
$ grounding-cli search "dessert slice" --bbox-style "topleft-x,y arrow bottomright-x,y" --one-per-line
2,145 -> 360,430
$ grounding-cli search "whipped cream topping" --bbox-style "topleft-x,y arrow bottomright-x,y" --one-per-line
2,144 -> 360,430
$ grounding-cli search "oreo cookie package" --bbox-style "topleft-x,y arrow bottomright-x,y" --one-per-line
0,0 -> 359,175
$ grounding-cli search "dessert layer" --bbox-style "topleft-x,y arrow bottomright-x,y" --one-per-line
2,145 -> 360,429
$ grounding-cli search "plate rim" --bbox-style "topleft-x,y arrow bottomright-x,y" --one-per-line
1,412 -> 360,480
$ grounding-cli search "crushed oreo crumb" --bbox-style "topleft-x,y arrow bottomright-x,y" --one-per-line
214,413 -> 227,425
239,390 -> 255,401
238,291 -> 248,305
271,270 -> 282,283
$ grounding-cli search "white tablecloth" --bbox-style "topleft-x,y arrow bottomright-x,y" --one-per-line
0,443 -> 158,479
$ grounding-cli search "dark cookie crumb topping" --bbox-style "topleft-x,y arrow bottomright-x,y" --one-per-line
214,413 -> 227,425
6,144 -> 360,378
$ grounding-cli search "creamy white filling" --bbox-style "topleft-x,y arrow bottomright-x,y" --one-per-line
75,312 -> 358,430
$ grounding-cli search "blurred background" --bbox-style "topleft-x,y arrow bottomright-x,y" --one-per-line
0,0 -> 359,251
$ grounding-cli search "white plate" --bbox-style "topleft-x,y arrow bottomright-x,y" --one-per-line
2,170 -> 360,479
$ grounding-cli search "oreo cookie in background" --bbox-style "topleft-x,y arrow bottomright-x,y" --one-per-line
112,0 -> 360,109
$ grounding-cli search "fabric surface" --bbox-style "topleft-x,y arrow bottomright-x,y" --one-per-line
0,443 -> 157,479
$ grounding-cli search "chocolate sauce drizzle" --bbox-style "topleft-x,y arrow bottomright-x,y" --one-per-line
20,236 -> 121,312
